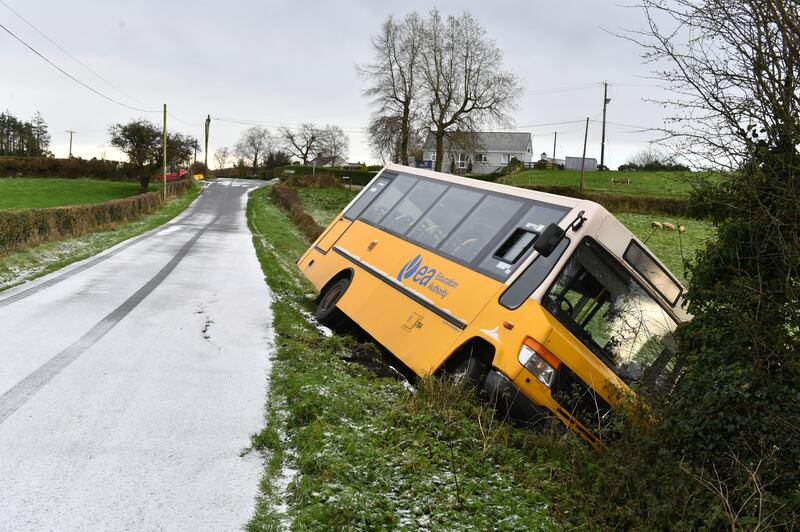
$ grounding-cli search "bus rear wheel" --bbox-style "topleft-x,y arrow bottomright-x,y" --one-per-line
315,278 -> 350,329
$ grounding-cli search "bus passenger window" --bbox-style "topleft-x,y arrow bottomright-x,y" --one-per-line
380,180 -> 447,235
361,174 -> 418,224
439,195 -> 524,263
406,187 -> 483,248
344,176 -> 391,219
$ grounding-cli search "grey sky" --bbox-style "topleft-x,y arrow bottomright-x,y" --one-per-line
1,0 -> 669,169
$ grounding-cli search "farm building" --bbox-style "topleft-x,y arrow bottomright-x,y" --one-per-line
564,156 -> 598,172
420,131 -> 533,174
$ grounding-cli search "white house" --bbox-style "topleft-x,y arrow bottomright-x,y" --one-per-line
421,131 -> 533,174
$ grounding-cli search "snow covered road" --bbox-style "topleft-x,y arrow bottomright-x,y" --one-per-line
0,179 -> 274,530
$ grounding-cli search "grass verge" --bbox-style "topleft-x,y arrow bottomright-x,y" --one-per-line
0,183 -> 199,291
0,177 -> 154,209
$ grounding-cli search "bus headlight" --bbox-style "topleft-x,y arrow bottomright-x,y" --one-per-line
518,339 -> 561,388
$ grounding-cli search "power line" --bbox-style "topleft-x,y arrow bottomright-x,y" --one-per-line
0,22 -> 158,113
0,0 -> 158,112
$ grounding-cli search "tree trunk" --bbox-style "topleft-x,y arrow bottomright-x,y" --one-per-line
400,103 -> 410,166
139,167 -> 150,194
434,128 -> 445,172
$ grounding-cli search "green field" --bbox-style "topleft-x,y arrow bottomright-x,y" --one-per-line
0,178 -> 147,210
500,169 -> 695,197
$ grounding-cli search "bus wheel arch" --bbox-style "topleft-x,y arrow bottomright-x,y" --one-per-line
442,337 -> 497,388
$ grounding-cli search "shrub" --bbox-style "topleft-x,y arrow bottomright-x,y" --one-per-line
269,184 -> 324,241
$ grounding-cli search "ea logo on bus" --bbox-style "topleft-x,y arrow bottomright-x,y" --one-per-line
397,254 -> 437,286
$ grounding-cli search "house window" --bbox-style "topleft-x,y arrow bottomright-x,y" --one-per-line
477,153 -> 488,163
430,152 -> 436,162
456,153 -> 468,168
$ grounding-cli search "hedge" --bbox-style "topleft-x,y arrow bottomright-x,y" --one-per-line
275,165 -> 377,186
269,184 -> 324,241
0,180 -> 192,255
0,156 -> 141,180
516,184 -> 689,216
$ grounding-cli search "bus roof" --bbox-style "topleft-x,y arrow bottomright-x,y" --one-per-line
381,163 -> 586,211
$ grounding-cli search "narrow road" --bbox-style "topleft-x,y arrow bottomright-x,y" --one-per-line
0,179 -> 273,530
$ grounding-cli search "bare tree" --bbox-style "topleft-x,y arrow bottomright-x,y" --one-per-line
420,10 -> 521,172
235,126 -> 272,173
360,13 -> 424,166
316,125 -> 350,163
281,123 -> 321,165
628,0 -> 800,171
214,146 -> 231,170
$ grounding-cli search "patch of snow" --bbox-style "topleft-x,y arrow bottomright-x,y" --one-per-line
480,326 -> 501,341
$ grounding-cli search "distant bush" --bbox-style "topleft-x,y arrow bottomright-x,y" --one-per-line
269,184 -> 324,241
0,180 -> 191,255
517,184 -> 689,216
618,161 -> 690,172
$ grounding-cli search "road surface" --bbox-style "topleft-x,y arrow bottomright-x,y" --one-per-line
0,179 -> 274,530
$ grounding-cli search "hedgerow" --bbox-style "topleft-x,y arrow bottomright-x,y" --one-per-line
0,180 -> 192,255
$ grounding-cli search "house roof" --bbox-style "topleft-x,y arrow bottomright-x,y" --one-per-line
422,131 -> 531,153
311,155 -> 345,166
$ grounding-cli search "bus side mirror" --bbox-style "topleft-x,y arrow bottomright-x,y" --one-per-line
534,223 -> 566,257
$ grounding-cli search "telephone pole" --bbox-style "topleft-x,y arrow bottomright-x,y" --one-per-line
204,114 -> 210,174
552,131 -> 558,169
600,81 -> 611,171
162,104 -> 167,200
65,130 -> 76,158
580,117 -> 589,193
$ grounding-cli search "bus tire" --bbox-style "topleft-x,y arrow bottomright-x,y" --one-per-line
315,278 -> 350,329
453,355 -> 489,390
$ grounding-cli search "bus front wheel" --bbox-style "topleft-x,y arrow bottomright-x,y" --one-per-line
315,278 -> 350,329
453,356 -> 489,390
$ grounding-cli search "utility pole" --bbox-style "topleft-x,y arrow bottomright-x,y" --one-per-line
600,81 -> 611,171
204,114 -> 210,174
580,117 -> 589,193
162,104 -> 167,200
65,130 -> 76,158
552,131 -> 557,169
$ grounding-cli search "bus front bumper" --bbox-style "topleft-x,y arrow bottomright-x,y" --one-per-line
483,369 -> 554,427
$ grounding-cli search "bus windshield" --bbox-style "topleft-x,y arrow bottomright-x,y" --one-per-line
543,239 -> 680,390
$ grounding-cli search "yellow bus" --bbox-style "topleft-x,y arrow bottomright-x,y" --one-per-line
297,164 -> 689,445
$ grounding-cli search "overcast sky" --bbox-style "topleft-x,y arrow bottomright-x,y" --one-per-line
1,0 -> 672,169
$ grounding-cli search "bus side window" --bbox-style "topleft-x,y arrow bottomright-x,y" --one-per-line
406,187 -> 484,248
361,174 -> 418,224
499,238 -> 570,309
438,195 -> 525,263
344,176 -> 392,220
379,179 -> 447,235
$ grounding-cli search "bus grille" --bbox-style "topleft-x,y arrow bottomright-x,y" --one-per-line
552,364 -> 612,433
